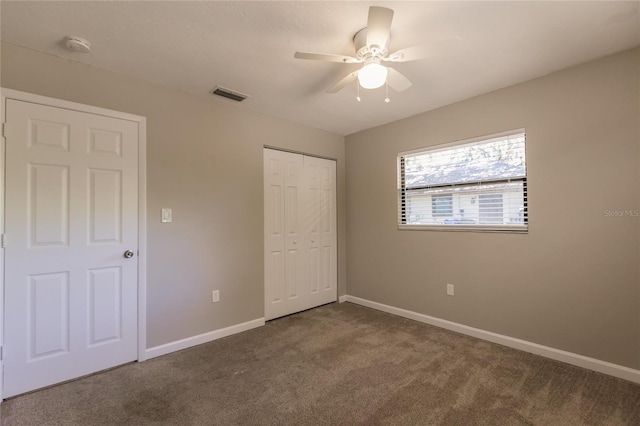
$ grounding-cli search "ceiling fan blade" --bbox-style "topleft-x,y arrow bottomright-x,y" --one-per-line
366,6 -> 394,49
294,51 -> 360,64
326,71 -> 359,93
384,37 -> 461,62
387,68 -> 412,92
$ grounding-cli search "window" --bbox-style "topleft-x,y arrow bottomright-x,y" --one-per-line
398,130 -> 527,232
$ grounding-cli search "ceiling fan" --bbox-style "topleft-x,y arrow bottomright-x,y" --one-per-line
294,6 -> 459,99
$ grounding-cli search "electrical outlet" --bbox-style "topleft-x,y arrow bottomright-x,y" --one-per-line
446,283 -> 454,296
212,290 -> 220,303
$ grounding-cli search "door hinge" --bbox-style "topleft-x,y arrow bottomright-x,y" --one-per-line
0,346 -> 3,361
0,234 -> 4,248
2,122 -> 7,138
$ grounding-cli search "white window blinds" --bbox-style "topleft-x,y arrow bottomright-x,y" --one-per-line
398,130 -> 528,232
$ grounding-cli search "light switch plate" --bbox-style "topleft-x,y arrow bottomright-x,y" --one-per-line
161,208 -> 172,223
446,283 -> 454,296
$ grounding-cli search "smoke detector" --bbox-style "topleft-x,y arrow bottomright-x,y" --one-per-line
65,36 -> 91,53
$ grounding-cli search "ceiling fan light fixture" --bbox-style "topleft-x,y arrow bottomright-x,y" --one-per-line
294,6 -> 423,95
358,62 -> 388,89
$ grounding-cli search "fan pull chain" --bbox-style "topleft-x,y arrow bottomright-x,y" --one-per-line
356,79 -> 392,103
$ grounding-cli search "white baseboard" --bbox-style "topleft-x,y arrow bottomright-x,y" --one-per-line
338,295 -> 349,303
343,295 -> 640,384
144,318 -> 265,360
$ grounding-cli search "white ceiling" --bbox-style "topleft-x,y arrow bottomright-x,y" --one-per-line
2,1 -> 639,136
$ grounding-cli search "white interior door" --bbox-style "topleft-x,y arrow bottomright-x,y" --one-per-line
3,99 -> 139,397
264,149 -> 336,320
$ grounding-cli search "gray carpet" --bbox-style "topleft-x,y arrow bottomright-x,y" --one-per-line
1,302 -> 639,425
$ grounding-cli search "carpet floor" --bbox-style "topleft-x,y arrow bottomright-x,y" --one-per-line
1,302 -> 639,425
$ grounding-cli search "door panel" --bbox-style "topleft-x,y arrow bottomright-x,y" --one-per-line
3,99 -> 139,397
265,156 -> 284,307
88,169 -> 122,244
303,155 -> 337,309
264,150 -> 305,319
88,266 -> 122,346
28,272 -> 70,359
28,163 -> 70,247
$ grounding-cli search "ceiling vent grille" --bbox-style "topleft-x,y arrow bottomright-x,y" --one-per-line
210,86 -> 249,102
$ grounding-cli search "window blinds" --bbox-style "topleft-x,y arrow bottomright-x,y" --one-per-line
398,131 -> 527,232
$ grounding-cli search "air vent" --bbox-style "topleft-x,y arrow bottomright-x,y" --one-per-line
210,86 -> 249,102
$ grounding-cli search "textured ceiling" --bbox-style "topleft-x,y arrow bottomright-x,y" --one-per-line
1,1 -> 639,136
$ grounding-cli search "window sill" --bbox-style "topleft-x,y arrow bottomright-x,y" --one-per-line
397,224 -> 528,234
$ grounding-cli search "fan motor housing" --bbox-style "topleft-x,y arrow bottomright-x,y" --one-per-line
353,28 -> 389,60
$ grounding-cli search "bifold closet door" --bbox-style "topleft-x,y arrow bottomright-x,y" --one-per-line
264,149 -> 337,320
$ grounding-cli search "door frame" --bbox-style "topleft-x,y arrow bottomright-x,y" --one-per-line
0,88 -> 148,401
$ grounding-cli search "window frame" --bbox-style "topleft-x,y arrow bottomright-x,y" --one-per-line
397,129 -> 528,233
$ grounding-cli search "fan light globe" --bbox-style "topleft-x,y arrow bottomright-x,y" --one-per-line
358,63 -> 388,89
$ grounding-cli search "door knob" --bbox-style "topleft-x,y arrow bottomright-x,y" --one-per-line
123,250 -> 135,259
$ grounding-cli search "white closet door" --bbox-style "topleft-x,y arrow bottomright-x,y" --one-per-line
303,155 -> 337,310
264,149 -> 336,320
3,99 -> 139,397
264,149 -> 306,320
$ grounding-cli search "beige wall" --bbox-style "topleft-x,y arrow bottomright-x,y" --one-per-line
346,48 -> 640,369
3,41 -> 639,370
1,43 -> 347,348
